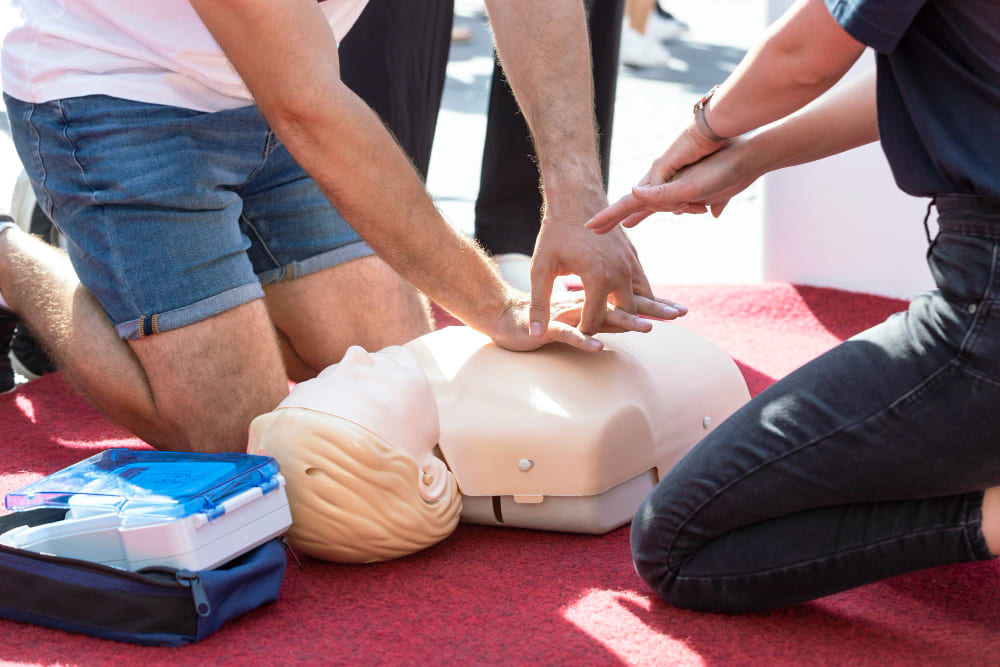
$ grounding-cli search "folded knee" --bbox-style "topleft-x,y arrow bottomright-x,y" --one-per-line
631,493 -> 779,614
631,483 -> 737,612
630,490 -> 685,599
136,404 -> 263,453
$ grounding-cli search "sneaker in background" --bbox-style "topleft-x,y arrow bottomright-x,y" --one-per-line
620,25 -> 672,69
494,252 -> 570,294
0,297 -> 16,395
651,5 -> 690,41
11,324 -> 56,380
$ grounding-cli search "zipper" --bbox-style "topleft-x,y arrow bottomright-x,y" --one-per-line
175,570 -> 212,617
279,536 -> 303,569
0,543 -> 188,596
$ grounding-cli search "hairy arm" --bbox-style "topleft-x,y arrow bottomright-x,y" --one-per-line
483,0 -> 682,335
484,0 -> 602,193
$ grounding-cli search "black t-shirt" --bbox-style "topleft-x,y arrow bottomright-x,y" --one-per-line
825,0 -> 1000,199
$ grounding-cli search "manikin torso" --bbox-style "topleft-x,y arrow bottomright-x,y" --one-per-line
249,323 -> 750,562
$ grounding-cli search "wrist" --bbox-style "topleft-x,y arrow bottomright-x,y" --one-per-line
692,85 -> 733,144
683,121 -> 730,158
463,266 -> 519,336
741,129 -> 782,178
478,285 -> 520,341
542,176 -> 607,222
539,160 -> 604,198
695,105 -> 728,144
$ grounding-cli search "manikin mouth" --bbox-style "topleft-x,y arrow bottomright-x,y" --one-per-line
418,458 -> 449,502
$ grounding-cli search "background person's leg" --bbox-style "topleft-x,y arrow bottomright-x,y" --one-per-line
632,229 -> 1000,613
338,0 -> 454,182
474,0 -> 625,257
0,228 -> 288,452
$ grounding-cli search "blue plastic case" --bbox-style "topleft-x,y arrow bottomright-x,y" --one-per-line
6,449 -> 282,520
1,449 -> 291,572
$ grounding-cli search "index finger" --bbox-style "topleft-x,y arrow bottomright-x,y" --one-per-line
586,193 -> 647,235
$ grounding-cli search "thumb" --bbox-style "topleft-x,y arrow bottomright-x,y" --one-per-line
529,260 -> 555,337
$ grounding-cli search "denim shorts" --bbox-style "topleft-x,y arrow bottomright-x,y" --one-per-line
4,94 -> 373,340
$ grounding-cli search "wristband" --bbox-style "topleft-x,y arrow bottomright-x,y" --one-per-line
693,85 -> 728,142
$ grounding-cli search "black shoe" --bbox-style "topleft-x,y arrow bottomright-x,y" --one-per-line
11,323 -> 56,380
0,308 -> 17,394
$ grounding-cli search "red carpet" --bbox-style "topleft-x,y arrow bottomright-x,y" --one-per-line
2,283 -> 999,665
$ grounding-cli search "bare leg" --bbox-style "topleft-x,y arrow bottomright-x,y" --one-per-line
264,255 -> 432,379
626,0 -> 657,33
981,486 -> 1000,556
0,228 -> 289,452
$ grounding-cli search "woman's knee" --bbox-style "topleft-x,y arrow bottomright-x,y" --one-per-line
631,495 -> 758,613
630,480 -> 692,600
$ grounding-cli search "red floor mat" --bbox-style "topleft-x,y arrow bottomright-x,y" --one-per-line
2,284 -> 998,665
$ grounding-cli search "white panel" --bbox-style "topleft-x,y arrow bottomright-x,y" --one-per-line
761,0 -> 935,299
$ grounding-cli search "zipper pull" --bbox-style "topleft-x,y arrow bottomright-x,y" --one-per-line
279,536 -> 303,570
175,571 -> 212,617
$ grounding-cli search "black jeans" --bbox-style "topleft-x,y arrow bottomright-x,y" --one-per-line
632,195 -> 1000,613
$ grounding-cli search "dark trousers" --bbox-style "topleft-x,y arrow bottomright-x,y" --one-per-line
631,195 -> 1000,613
338,0 -> 454,181
339,0 -> 625,255
476,0 -> 625,255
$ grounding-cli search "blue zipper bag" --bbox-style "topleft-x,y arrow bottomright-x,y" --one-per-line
0,449 -> 290,646
0,508 -> 287,645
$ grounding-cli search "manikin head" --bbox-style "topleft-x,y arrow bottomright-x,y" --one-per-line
247,345 -> 461,564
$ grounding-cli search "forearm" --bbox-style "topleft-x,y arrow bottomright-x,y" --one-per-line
707,0 -> 866,139
746,68 -> 878,175
190,0 -> 510,332
276,91 -> 512,330
484,0 -> 604,196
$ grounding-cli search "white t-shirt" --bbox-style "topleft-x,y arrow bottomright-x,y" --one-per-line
2,0 -> 369,112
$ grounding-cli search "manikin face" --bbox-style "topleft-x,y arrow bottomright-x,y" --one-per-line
278,345 -> 448,502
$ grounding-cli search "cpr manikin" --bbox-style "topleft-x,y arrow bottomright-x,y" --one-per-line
248,324 -> 750,563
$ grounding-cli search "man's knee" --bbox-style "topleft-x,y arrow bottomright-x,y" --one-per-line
346,255 -> 432,340
128,301 -> 288,452
144,400 -> 275,453
265,256 -> 432,373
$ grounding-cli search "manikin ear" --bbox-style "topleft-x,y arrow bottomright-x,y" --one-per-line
248,407 -> 462,564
